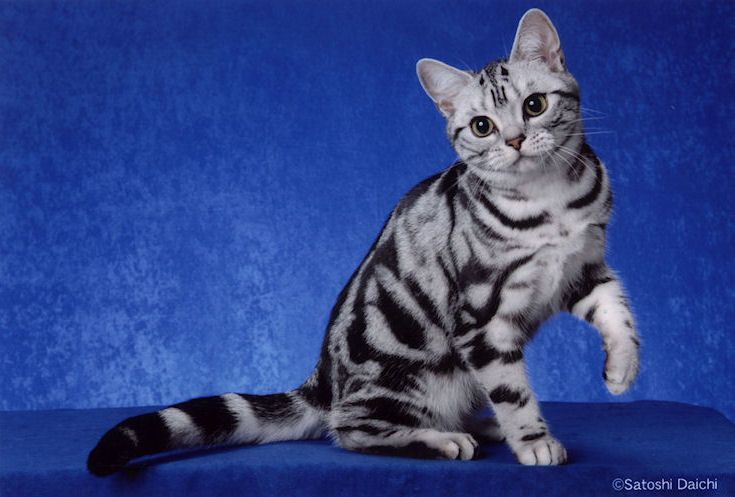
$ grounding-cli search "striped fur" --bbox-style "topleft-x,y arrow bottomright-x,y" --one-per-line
88,9 -> 638,475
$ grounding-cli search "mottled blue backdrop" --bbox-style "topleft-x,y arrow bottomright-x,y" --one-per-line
1,0 -> 733,421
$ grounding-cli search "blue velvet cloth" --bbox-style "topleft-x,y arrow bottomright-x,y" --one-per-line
1,401 -> 733,497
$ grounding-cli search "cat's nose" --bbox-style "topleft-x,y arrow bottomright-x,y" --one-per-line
505,134 -> 526,151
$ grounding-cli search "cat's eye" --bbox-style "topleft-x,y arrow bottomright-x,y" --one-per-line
470,116 -> 495,137
523,93 -> 548,117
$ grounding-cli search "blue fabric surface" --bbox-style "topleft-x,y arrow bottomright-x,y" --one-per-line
1,401 -> 734,497
1,0 -> 734,422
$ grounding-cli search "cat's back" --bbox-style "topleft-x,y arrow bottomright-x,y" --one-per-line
389,162 -> 467,254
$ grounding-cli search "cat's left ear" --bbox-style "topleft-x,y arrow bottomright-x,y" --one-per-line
509,9 -> 566,72
416,58 -> 473,117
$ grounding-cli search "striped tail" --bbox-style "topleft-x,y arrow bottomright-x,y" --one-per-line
87,390 -> 325,476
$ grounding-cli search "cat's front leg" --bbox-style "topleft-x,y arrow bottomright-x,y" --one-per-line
566,263 -> 640,394
460,326 -> 567,465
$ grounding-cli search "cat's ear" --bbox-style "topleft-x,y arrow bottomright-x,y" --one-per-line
509,9 -> 566,72
416,59 -> 472,117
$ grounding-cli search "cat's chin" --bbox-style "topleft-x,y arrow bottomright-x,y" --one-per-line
502,156 -> 546,175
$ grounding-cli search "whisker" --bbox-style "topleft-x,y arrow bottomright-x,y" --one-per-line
579,106 -> 608,116
564,131 -> 617,137
551,148 -> 582,180
555,145 -> 597,176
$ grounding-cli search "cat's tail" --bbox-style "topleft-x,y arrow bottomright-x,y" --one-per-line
87,389 -> 325,476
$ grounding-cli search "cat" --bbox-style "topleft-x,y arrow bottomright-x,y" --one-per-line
88,8 -> 639,475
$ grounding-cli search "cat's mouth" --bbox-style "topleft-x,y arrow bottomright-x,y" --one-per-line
507,154 -> 544,174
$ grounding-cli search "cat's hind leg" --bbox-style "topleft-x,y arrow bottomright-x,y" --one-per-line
334,425 -> 479,461
329,396 -> 479,460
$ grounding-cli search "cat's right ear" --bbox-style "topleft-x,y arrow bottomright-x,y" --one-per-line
416,59 -> 472,118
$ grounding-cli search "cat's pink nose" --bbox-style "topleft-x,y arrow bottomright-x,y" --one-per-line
506,134 -> 526,151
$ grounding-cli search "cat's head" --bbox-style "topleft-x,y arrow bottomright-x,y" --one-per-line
417,9 -> 581,177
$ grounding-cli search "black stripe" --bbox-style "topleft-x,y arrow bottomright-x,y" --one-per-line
437,255 -> 457,292
460,190 -> 507,241
436,162 -> 466,196
500,348 -> 523,364
433,348 -> 465,373
564,263 -> 614,310
567,162 -> 603,209
350,397 -> 423,427
501,85 -> 507,103
436,162 -> 465,232
521,431 -> 546,442
373,232 -> 400,276
490,89 -> 498,106
465,333 -> 523,369
404,277 -> 443,328
471,219 -> 506,242
477,193 -> 548,230
301,352 -> 333,409
467,333 -> 498,369
458,256 -> 493,287
470,254 -> 534,330
173,396 -> 237,440
584,304 -> 598,323
489,385 -> 523,405
335,424 -> 385,436
376,365 -> 420,392
500,66 -> 509,76
452,126 -> 465,143
375,283 -> 426,350
346,289 -> 372,364
239,393 -> 297,422
125,412 -> 171,455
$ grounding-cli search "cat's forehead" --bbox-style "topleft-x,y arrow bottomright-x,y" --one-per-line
479,58 -> 561,96
451,59 -> 566,120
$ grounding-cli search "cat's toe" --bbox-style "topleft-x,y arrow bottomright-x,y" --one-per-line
604,347 -> 639,395
452,433 -> 479,461
514,436 -> 567,466
432,432 -> 478,460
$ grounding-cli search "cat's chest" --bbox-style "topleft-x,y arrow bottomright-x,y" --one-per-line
492,205 -> 590,257
478,208 -> 593,293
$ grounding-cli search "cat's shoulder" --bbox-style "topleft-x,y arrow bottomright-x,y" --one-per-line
396,162 -> 467,215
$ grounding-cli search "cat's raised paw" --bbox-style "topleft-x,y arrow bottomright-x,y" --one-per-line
514,436 -> 567,466
604,344 -> 639,395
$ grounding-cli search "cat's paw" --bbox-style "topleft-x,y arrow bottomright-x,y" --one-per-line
426,432 -> 479,461
513,436 -> 567,466
604,341 -> 639,395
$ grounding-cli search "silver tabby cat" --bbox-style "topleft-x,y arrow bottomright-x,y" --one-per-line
88,9 -> 640,475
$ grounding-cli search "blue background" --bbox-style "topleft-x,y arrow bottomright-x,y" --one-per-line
1,0 -> 733,421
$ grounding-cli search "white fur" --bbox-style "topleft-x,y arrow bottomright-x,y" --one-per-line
160,407 -> 203,446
